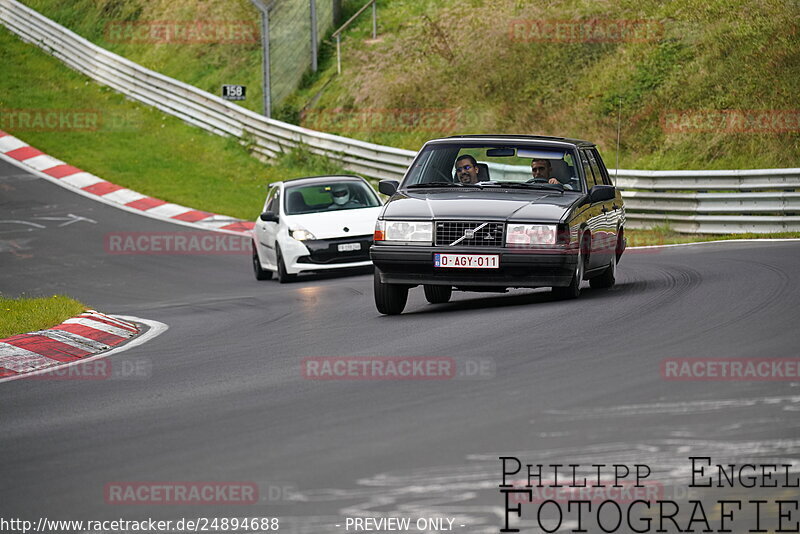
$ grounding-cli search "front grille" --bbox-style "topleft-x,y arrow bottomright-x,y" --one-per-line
435,221 -> 504,247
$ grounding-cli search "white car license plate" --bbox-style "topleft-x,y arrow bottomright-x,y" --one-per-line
338,242 -> 361,252
434,253 -> 499,269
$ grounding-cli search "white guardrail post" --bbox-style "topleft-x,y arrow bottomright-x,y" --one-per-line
1,0 -> 799,234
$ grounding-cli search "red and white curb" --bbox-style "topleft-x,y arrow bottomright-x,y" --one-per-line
0,129 -> 255,236
0,310 -> 167,382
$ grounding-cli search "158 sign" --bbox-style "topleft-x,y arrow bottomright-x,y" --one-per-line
222,85 -> 246,101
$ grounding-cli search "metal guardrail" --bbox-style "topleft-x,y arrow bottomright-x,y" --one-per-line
1,0 -> 799,234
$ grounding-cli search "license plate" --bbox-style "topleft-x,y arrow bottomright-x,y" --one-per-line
434,253 -> 499,269
337,242 -> 361,252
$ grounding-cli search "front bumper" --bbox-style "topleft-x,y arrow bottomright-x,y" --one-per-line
287,234 -> 373,273
371,244 -> 577,288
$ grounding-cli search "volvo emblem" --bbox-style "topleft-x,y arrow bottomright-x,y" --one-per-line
464,229 -> 476,239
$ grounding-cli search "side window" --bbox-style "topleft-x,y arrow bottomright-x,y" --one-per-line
263,188 -> 275,212
271,190 -> 281,214
579,150 -> 598,188
589,149 -> 611,186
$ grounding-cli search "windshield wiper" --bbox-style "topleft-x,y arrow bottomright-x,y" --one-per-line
486,181 -> 565,194
407,182 -> 463,188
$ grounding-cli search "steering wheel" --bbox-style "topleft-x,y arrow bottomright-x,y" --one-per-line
526,178 -> 549,184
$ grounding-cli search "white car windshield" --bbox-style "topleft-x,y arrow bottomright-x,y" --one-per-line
284,181 -> 381,215
403,143 -> 583,192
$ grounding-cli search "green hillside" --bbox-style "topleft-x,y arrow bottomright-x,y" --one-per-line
21,0 -> 800,169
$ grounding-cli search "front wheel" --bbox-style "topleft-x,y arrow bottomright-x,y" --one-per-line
423,285 -> 452,304
374,270 -> 408,315
252,242 -> 272,281
276,246 -> 297,284
590,252 -> 616,289
552,234 -> 586,299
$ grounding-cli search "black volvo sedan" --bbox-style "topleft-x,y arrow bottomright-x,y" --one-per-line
370,135 -> 626,315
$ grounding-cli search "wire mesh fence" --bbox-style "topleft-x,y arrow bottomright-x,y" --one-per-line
269,0 -> 337,108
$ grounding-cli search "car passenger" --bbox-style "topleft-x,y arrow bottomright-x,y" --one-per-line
455,155 -> 484,185
531,159 -> 559,184
531,159 -> 573,189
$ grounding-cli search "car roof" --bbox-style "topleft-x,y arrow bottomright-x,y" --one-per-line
428,134 -> 596,148
271,175 -> 367,188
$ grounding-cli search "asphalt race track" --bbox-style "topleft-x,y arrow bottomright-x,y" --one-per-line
1,157 -> 799,533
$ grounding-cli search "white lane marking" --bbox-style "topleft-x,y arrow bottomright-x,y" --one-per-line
545,395 -> 800,417
61,317 -> 135,338
0,316 -> 168,384
146,203 -> 194,218
0,343 -> 60,372
0,136 -> 27,152
102,188 -> 146,204
0,220 -> 46,229
22,155 -> 64,171
60,172 -> 104,189
32,213 -> 97,227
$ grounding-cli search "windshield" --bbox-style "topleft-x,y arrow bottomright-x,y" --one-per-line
284,180 -> 381,215
403,143 -> 583,192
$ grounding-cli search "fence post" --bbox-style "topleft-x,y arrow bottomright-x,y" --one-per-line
336,34 -> 341,74
372,0 -> 376,39
249,0 -> 273,118
310,0 -> 318,72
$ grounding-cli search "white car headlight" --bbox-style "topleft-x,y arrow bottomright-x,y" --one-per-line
374,220 -> 433,244
506,224 -> 557,245
290,228 -> 316,241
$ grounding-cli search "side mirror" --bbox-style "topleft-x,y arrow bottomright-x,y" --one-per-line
259,212 -> 279,222
378,179 -> 399,196
588,185 -> 616,203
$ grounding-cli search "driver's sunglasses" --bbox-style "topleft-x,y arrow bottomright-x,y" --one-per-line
456,164 -> 473,172
332,190 -> 348,197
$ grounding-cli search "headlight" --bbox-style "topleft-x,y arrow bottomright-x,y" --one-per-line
506,224 -> 557,246
290,228 -> 316,241
374,220 -> 433,244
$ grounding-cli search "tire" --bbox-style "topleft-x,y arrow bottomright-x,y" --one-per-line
552,233 -> 586,299
615,227 -> 625,263
276,246 -> 297,284
589,252 -> 616,289
423,284 -> 452,304
252,242 -> 272,281
374,269 -> 408,315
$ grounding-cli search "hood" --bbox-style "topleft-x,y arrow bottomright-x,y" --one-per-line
284,207 -> 381,239
381,190 -> 582,223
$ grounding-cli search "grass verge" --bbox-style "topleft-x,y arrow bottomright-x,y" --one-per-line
626,228 -> 800,247
0,295 -> 87,339
0,26 -> 346,221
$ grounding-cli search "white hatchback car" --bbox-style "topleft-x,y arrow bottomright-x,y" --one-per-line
252,175 -> 383,282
